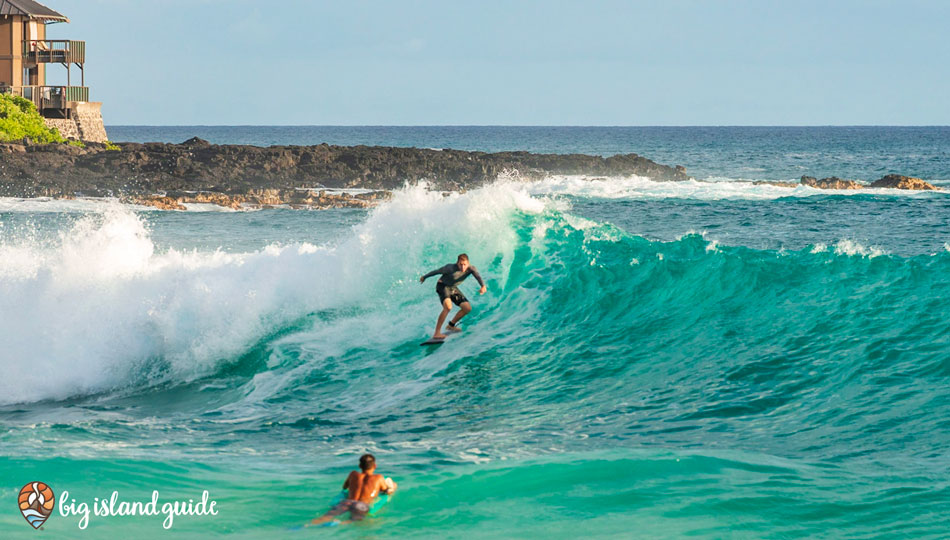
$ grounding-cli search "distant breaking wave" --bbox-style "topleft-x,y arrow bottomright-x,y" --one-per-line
0,173 -> 945,215
526,175 -> 946,201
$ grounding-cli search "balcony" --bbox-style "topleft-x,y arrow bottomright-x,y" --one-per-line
23,40 -> 86,65
0,85 -> 90,112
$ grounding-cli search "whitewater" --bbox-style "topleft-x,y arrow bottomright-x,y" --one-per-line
2,127 -> 950,538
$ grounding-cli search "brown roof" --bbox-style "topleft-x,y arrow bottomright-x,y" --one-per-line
0,0 -> 68,22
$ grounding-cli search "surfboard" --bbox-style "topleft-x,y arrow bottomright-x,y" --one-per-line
420,337 -> 446,346
329,490 -> 391,516
289,490 -> 392,530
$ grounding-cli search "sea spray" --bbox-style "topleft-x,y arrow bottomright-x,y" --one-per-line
0,183 -> 545,403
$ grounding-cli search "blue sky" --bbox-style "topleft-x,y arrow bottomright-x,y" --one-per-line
45,0 -> 950,125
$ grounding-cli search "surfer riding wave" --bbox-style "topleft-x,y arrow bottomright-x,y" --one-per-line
420,253 -> 487,339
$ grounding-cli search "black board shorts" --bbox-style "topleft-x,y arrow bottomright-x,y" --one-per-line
436,282 -> 468,306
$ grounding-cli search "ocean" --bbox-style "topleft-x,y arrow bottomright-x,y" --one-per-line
1,127 -> 948,538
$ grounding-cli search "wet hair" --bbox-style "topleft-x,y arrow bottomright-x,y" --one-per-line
457,253 -> 469,262
359,454 -> 376,471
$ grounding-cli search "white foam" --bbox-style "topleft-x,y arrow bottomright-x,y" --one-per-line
833,239 -> 887,258
809,240 -> 887,257
0,182 -> 546,404
0,197 -> 151,213
179,203 -> 242,212
2,175 -> 940,214
0,197 -> 242,213
524,175 -> 943,201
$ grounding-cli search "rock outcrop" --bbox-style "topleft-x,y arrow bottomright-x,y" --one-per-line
797,175 -> 938,191
0,138 -> 691,199
800,176 -> 864,190
869,174 -> 938,190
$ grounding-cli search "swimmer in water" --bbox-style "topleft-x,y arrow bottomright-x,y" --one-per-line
309,454 -> 397,525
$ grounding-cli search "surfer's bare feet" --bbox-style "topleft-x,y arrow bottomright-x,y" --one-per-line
433,333 -> 447,340
446,325 -> 461,333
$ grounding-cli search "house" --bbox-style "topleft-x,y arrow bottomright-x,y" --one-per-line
0,0 -> 106,142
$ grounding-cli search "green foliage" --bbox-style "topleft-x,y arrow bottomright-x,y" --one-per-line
0,94 -> 66,144
104,140 -> 120,151
67,139 -> 85,148
10,95 -> 35,115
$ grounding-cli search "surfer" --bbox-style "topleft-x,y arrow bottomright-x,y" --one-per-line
420,253 -> 487,339
309,454 -> 397,525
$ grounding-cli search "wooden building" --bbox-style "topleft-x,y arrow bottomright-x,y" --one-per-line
0,0 -> 104,141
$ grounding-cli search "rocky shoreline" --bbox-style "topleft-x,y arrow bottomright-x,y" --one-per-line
119,189 -> 391,211
0,138 -> 940,210
755,174 -> 940,191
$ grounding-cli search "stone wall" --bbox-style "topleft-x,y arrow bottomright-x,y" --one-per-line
74,102 -> 108,143
44,118 -> 80,140
42,102 -> 108,143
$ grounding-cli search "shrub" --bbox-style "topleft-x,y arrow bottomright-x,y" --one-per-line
0,93 -> 66,144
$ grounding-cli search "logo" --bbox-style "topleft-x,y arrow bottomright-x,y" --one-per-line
14,482 -> 219,530
18,482 -> 55,529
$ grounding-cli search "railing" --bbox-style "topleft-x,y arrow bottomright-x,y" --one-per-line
22,40 -> 85,64
0,85 -> 89,110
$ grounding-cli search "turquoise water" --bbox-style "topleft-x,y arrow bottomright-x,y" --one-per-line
2,127 -> 950,537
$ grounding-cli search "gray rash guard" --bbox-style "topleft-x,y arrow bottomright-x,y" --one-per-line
422,264 -> 485,291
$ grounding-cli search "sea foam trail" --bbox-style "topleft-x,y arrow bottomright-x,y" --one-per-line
0,186 -> 541,404
526,175 -> 945,200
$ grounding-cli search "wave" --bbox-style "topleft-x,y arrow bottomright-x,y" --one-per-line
1,181 -> 948,422
0,185 -> 539,404
527,175 -> 947,201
